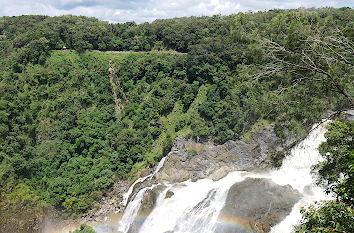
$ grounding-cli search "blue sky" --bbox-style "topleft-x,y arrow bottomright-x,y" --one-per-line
0,0 -> 353,23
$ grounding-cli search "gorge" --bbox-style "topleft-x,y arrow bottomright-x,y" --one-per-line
0,9 -> 352,233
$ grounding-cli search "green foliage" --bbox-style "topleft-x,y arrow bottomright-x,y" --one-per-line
294,201 -> 354,233
240,119 -> 271,142
187,149 -> 198,158
234,8 -> 353,139
316,120 -> 354,206
0,180 -> 48,226
0,50 -> 197,215
71,224 -> 96,233
296,120 -> 354,232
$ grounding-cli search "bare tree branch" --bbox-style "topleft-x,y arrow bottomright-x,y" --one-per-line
256,30 -> 354,105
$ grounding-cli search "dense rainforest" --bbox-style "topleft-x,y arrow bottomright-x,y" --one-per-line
0,7 -> 353,231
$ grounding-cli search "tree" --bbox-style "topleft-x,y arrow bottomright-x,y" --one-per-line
258,29 -> 353,105
294,201 -> 354,233
295,120 -> 354,232
316,120 -> 354,206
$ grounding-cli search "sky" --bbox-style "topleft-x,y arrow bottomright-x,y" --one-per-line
0,0 -> 353,23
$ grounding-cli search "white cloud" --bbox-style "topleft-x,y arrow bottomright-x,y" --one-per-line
0,0 -> 352,23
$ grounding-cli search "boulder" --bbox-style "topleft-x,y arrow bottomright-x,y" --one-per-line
215,178 -> 301,233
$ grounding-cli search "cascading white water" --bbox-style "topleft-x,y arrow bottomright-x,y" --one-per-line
115,157 -> 167,233
138,171 -> 248,233
96,121 -> 330,233
119,185 -> 156,233
269,121 -> 332,232
121,157 -> 166,206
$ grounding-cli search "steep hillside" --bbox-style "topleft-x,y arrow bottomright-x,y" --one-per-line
0,8 -> 353,231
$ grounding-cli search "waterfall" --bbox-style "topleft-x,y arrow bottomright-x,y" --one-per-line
121,157 -> 166,206
269,121 -> 332,232
151,157 -> 166,177
95,121 -> 330,233
138,172 -> 247,233
115,157 -> 167,233
118,186 -> 156,233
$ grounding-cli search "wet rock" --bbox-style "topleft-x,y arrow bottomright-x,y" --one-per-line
165,190 -> 174,199
210,166 -> 237,181
215,178 -> 301,233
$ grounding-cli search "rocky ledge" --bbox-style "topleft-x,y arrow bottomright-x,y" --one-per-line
156,125 -> 283,183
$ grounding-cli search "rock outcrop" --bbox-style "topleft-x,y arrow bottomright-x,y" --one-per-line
81,179 -> 130,223
156,125 -> 282,183
215,178 -> 301,233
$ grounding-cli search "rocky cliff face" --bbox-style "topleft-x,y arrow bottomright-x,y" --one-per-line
156,125 -> 282,183
0,204 -> 65,233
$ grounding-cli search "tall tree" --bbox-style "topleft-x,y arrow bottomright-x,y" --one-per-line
259,29 -> 353,105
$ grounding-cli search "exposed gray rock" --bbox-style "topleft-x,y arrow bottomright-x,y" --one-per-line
80,179 -> 130,224
165,190 -> 174,199
156,126 -> 282,183
323,109 -> 354,122
214,178 -> 301,233
341,109 -> 354,122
